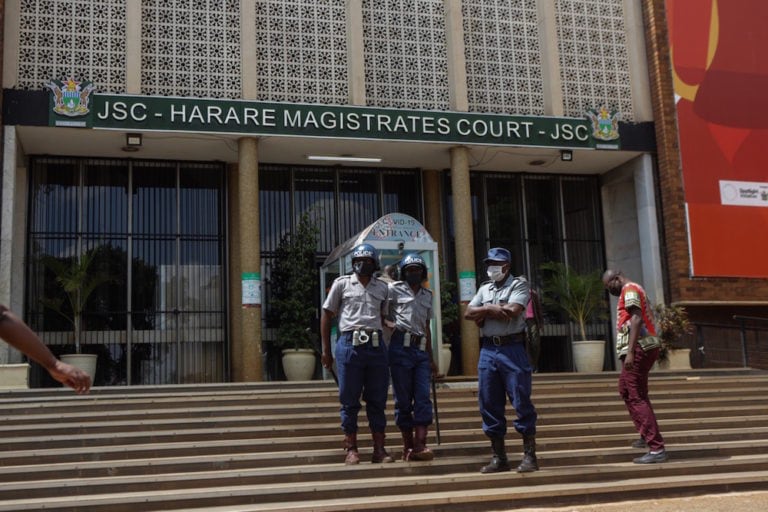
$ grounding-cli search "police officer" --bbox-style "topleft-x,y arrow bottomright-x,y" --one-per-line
464,247 -> 538,473
386,253 -> 437,461
321,243 -> 394,465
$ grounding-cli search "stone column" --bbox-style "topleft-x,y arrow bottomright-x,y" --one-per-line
237,138 -> 262,381
346,0 -> 366,105
0,126 -> 27,364
450,146 -> 479,376
125,0 -> 141,94
633,154 -> 664,303
536,0 -> 564,116
228,163 -> 243,381
623,0 -> 653,122
240,0 -> 258,100
422,169 -> 444,254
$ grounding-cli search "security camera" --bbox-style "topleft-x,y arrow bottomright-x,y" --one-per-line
397,242 -> 405,250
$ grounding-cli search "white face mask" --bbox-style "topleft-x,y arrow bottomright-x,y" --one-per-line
487,265 -> 506,282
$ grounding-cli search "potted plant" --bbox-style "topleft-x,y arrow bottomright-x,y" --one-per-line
540,261 -> 608,372
40,248 -> 114,381
654,303 -> 693,369
267,211 -> 321,381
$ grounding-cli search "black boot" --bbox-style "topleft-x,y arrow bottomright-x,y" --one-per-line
516,435 -> 539,473
480,436 -> 511,473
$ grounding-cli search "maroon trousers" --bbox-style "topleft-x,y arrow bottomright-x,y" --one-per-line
618,344 -> 665,451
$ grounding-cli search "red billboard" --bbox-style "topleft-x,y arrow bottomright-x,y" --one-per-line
667,0 -> 768,277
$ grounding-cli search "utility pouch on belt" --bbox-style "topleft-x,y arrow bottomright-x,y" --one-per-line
638,335 -> 662,352
352,330 -> 379,347
402,332 -> 425,351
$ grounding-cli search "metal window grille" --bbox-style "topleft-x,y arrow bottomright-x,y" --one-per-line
26,157 -> 227,386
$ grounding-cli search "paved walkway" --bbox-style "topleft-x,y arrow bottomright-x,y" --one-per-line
510,491 -> 768,512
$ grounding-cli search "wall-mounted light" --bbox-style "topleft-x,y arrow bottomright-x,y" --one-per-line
560,149 -> 573,162
122,133 -> 142,152
306,155 -> 382,163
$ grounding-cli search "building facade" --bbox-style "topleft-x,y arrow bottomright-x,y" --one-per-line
1,0 -> 756,386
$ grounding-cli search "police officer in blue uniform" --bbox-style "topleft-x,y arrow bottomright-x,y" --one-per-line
321,243 -> 394,465
386,253 -> 437,461
464,247 -> 538,473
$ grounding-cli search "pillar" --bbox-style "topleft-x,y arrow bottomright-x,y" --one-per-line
422,169 -> 444,254
237,137 -> 262,381
450,146 -> 479,376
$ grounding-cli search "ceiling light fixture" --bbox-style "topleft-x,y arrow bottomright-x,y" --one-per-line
306,155 -> 382,163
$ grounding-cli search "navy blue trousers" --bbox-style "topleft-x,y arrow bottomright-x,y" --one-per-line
388,330 -> 433,429
477,341 -> 537,438
334,331 -> 389,434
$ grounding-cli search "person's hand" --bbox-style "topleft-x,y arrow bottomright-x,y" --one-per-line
623,352 -> 635,369
49,360 -> 91,394
321,351 -> 334,370
430,359 -> 439,379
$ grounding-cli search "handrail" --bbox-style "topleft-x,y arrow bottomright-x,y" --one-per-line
733,315 -> 768,323
691,319 -> 768,369
732,316 -> 768,367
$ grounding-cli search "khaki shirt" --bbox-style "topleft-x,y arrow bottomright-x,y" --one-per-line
468,275 -> 529,336
322,273 -> 389,332
388,281 -> 432,336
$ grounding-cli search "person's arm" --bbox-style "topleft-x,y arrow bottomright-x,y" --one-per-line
624,306 -> 643,368
320,308 -> 335,370
0,308 -> 91,394
464,290 -> 486,326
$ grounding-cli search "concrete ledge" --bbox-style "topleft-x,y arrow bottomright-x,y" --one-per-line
0,363 -> 28,389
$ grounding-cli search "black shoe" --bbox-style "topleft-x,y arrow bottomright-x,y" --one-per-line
633,450 -> 668,464
516,454 -> 539,473
480,455 -> 511,473
631,438 -> 648,449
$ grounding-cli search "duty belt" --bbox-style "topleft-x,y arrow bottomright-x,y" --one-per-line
344,329 -> 380,347
399,330 -> 426,351
480,333 -> 525,346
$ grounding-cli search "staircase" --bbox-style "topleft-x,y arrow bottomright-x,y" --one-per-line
1,369 -> 767,511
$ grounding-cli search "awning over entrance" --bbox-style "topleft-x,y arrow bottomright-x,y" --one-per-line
322,212 -> 436,269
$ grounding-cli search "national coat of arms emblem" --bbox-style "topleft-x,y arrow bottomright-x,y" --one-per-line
585,106 -> 620,141
47,78 -> 95,117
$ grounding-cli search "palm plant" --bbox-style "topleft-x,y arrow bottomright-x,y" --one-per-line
40,249 -> 114,354
540,261 -> 607,341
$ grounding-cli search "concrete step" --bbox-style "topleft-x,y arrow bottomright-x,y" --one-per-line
0,369 -> 765,511
0,454 -> 766,511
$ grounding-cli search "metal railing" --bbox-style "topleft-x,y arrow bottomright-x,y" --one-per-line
691,316 -> 768,369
